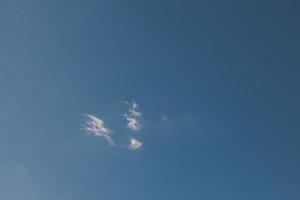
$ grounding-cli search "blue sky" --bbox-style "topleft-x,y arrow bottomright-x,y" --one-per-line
1,0 -> 300,199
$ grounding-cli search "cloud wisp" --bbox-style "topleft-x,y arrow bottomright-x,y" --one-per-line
161,114 -> 168,121
83,114 -> 114,145
124,102 -> 142,131
82,101 -> 145,150
129,137 -> 142,150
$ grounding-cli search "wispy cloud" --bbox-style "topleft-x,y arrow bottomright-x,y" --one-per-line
124,101 -> 142,131
161,114 -> 168,121
83,114 -> 114,145
129,137 -> 142,150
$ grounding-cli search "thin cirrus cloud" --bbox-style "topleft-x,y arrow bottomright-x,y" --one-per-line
83,114 -> 114,146
129,137 -> 142,150
124,102 -> 142,131
161,114 -> 168,121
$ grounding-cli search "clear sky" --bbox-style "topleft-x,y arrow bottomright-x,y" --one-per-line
1,0 -> 300,199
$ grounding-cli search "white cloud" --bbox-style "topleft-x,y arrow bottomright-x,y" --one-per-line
129,137 -> 142,150
83,114 -> 114,145
132,102 -> 138,109
124,101 -> 142,131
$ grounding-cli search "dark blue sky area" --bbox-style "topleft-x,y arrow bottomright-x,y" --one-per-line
0,0 -> 300,199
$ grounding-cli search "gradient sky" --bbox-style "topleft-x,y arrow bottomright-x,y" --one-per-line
1,0 -> 300,199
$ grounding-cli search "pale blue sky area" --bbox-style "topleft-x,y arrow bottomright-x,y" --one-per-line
1,0 -> 300,199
